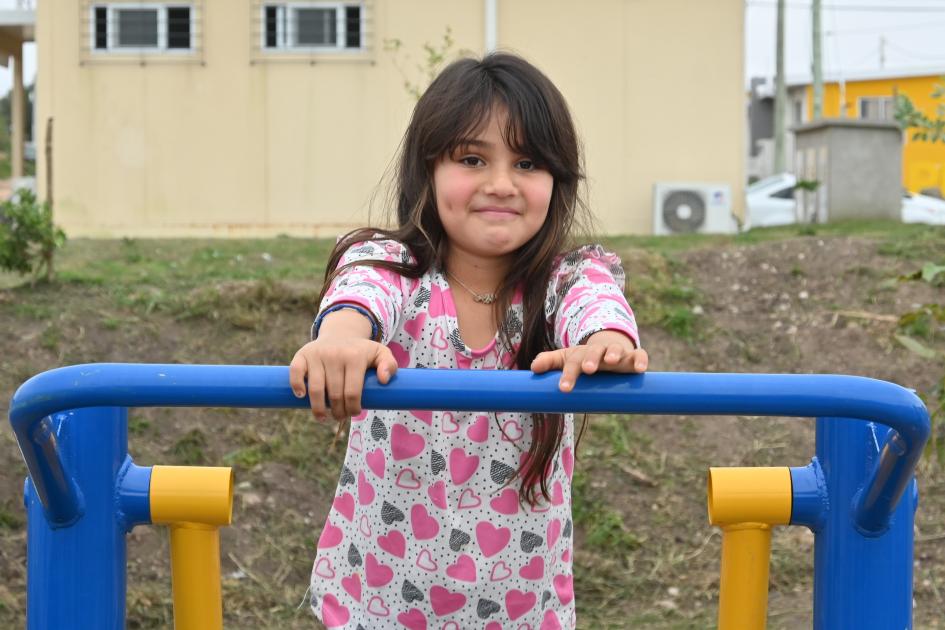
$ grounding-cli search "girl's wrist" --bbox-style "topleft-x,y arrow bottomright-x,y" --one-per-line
582,328 -> 638,349
312,303 -> 380,341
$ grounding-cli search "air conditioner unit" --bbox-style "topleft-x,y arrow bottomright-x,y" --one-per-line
652,182 -> 737,235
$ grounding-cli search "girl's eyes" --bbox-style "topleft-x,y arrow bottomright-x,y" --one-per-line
456,156 -> 539,171
516,160 -> 535,171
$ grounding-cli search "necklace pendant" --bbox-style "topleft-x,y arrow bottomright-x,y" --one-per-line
475,294 -> 496,305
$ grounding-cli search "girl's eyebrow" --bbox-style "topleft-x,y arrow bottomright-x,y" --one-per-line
458,139 -> 493,150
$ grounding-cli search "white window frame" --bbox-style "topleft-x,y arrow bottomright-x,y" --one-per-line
261,2 -> 365,53
858,96 -> 896,122
90,3 -> 195,54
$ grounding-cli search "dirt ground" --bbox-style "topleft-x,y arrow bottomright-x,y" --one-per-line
0,231 -> 943,628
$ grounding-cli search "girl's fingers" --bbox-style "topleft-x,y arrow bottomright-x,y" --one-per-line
580,344 -> 607,375
530,350 -> 564,373
343,359 -> 367,418
306,358 -> 328,420
632,348 -> 649,372
288,353 -> 308,398
603,343 -> 625,365
559,352 -> 586,392
323,356 -> 346,420
375,347 -> 399,384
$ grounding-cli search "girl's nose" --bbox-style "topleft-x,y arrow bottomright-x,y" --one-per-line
484,167 -> 517,197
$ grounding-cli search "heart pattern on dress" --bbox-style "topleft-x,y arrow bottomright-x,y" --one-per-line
477,598 -> 501,619
402,579 -> 424,603
431,450 -> 446,475
371,417 -> 388,440
490,460 -> 515,484
396,468 -> 422,490
520,531 -> 543,553
347,543 -> 362,567
449,528 -> 471,552
381,501 -> 405,525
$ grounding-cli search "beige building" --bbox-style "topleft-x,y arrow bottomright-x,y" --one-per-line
36,0 -> 745,237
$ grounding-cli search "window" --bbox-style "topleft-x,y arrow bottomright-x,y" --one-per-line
792,98 -> 804,125
858,96 -> 895,122
771,186 -> 795,200
263,2 -> 363,51
92,4 -> 193,52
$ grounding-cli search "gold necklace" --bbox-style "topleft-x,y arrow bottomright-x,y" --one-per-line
446,270 -> 497,304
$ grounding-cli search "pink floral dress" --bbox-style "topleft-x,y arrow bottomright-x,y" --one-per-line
309,240 -> 639,630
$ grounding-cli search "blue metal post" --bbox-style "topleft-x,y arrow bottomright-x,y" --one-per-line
813,417 -> 917,629
24,407 -> 130,630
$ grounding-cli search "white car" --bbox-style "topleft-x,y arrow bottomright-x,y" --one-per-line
745,173 -> 945,228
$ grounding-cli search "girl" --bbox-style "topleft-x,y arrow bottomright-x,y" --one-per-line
290,52 -> 647,630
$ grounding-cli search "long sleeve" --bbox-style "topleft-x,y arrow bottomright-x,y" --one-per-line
316,240 -> 414,344
545,244 -> 640,349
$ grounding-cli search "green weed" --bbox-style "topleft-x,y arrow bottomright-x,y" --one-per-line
573,471 -> 641,554
167,428 -> 208,465
128,417 -> 151,436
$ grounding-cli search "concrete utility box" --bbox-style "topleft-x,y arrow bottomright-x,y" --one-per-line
793,119 -> 902,223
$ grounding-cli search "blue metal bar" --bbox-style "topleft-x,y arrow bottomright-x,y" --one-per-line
116,461 -> 152,531
10,364 -> 928,534
24,407 -> 129,629
813,418 -> 917,629
789,460 -> 828,531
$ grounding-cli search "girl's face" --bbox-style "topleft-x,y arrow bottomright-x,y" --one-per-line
433,108 -> 553,264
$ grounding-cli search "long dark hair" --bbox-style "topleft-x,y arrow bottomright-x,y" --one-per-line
318,52 -> 591,505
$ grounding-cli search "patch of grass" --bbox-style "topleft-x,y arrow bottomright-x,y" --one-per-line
602,220 -> 941,257
224,444 -> 268,469
39,325 -> 60,351
128,417 -> 151,436
877,227 -> 945,261
167,428 -> 208,465
13,303 -> 52,319
898,304 -> 945,341
617,251 -> 704,341
572,471 -> 641,554
0,503 -> 24,529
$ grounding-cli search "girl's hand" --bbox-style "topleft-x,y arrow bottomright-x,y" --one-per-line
530,330 -> 647,392
289,338 -> 398,421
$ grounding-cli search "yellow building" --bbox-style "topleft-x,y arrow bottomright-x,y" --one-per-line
803,68 -> 945,196
37,0 -> 746,237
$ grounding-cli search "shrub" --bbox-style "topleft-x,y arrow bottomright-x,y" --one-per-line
0,189 -> 66,282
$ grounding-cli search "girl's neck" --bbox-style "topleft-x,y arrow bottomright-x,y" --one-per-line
444,248 -> 510,292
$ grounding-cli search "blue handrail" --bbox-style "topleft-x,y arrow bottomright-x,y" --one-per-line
9,364 -> 928,535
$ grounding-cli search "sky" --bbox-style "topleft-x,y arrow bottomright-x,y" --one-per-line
2,1 -> 945,95
745,0 -> 945,83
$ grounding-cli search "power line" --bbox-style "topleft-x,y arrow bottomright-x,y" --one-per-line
748,1 -> 945,12
824,18 -> 945,35
884,40 -> 945,62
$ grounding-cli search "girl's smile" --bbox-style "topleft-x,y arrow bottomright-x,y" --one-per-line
433,107 -> 553,264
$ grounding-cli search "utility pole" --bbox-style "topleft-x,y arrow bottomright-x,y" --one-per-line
812,0 -> 823,119
880,35 -> 886,69
774,0 -> 787,173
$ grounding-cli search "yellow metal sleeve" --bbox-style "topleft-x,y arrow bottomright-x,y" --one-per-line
717,523 -> 773,630
707,467 -> 792,526
150,466 -> 233,526
169,523 -> 223,630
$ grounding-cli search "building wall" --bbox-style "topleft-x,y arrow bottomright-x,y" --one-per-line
808,75 -> 945,195
37,0 -> 745,237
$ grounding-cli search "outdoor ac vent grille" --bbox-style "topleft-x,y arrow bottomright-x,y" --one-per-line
652,183 -> 737,235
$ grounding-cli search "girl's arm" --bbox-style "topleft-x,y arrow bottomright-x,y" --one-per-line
533,245 -> 646,391
290,239 -> 412,421
289,306 -> 398,421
